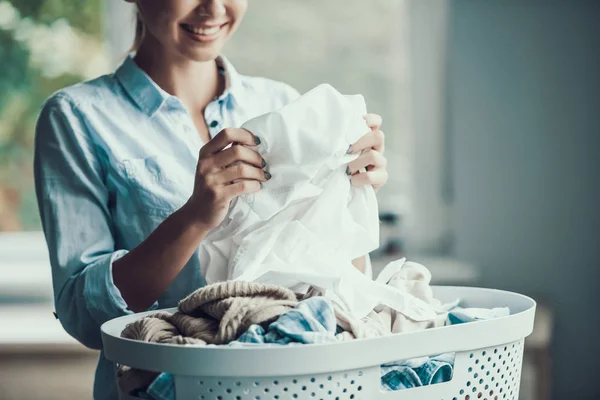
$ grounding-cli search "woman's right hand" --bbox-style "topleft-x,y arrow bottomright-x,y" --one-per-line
184,128 -> 270,229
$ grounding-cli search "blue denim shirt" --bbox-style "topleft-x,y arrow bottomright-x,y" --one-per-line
33,55 -> 299,400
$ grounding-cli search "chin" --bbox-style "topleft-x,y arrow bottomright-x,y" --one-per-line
177,45 -> 223,63
188,48 -> 222,62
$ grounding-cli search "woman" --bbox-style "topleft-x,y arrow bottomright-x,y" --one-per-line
34,1 -> 388,399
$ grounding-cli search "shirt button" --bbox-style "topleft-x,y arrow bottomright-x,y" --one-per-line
210,120 -> 219,128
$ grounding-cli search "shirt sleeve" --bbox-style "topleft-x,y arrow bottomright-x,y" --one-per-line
34,94 -> 145,349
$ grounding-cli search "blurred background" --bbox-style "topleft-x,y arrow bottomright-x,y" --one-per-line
0,0 -> 598,399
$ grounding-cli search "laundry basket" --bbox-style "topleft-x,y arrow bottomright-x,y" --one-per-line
101,286 -> 536,400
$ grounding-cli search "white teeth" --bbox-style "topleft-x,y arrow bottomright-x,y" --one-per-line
183,24 -> 221,35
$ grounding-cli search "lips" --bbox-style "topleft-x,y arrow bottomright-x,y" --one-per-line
180,22 -> 227,42
181,23 -> 222,35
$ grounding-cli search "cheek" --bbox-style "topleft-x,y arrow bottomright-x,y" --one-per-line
139,3 -> 180,44
157,13 -> 181,42
228,0 -> 248,30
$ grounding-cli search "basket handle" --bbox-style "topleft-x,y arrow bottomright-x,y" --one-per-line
373,352 -> 461,399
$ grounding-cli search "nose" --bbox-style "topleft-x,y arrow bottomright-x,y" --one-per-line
195,0 -> 227,19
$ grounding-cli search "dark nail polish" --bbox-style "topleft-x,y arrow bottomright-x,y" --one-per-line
346,165 -> 351,176
261,158 -> 267,168
254,136 -> 262,145
264,171 -> 272,180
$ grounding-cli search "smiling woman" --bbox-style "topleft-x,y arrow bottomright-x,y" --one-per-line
128,0 -> 247,59
2,1 -> 415,399
29,1 -> 396,398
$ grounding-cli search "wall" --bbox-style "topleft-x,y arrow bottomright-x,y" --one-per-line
406,0 -> 452,253
448,1 -> 600,399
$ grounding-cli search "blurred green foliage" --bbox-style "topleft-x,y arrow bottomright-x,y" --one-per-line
12,0 -> 103,34
0,0 -> 103,231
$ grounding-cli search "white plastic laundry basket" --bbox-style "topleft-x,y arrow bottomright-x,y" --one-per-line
101,286 -> 536,400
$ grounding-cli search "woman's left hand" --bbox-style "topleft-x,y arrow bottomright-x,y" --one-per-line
346,113 -> 388,191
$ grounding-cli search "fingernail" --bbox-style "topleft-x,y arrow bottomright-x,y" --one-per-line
346,145 -> 353,154
254,136 -> 262,145
264,171 -> 272,180
261,158 -> 267,168
346,165 -> 351,176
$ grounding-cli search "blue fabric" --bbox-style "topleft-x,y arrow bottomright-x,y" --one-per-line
447,306 -> 510,325
34,55 -> 300,400
381,354 -> 454,391
146,373 -> 175,400
234,297 -> 338,345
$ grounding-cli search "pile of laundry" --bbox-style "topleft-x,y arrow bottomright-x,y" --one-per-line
117,259 -> 509,399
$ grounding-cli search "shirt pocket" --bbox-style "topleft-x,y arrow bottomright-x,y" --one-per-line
119,155 -> 189,218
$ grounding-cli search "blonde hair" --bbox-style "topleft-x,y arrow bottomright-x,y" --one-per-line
130,9 -> 145,53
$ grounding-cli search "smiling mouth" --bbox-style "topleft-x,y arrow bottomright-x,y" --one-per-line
180,22 -> 227,41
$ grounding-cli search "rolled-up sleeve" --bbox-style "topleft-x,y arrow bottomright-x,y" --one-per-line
34,94 -> 135,349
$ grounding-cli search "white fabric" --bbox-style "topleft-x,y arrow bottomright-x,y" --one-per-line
332,259 -> 460,339
199,84 -> 437,320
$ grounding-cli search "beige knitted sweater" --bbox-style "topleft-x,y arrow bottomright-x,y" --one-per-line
118,281 -> 298,395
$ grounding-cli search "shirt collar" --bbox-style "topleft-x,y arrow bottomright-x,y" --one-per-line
114,55 -> 245,117
216,55 -> 246,108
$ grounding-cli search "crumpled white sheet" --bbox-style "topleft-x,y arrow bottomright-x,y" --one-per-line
334,259 -> 460,339
199,84 -> 437,320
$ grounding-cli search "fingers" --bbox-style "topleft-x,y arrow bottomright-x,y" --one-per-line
200,128 -> 260,158
350,169 -> 388,189
200,145 -> 265,174
349,129 -> 385,154
363,113 -> 383,130
222,180 -> 261,198
208,163 -> 270,185
346,150 -> 386,175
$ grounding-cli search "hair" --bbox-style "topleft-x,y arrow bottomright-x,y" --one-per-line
130,9 -> 145,53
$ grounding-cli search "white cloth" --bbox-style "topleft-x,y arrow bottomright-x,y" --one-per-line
330,259 -> 458,339
199,84 -> 437,320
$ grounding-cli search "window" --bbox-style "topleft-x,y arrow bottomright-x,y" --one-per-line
0,0 -> 108,231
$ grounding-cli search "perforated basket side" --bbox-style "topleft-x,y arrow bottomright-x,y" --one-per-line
166,339 -> 526,400
451,340 -> 525,400
174,367 -> 378,400
117,340 -> 527,400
